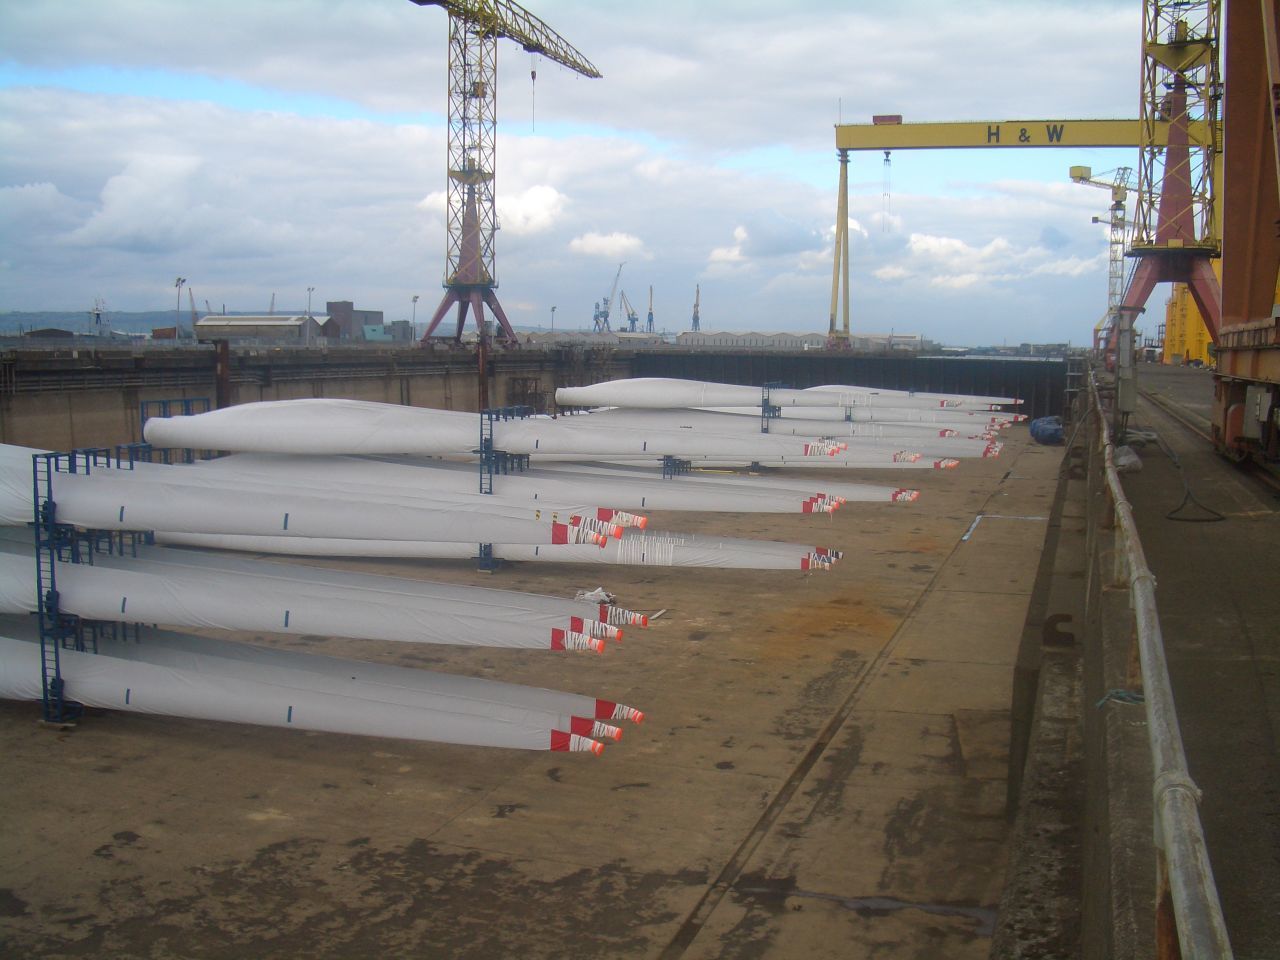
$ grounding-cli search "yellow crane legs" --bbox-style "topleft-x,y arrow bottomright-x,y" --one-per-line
828,149 -> 851,349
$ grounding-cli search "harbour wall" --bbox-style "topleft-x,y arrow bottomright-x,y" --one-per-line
0,344 -> 1068,451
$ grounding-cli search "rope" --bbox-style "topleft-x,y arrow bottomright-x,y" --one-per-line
1096,688 -> 1145,708
1129,426 -> 1226,523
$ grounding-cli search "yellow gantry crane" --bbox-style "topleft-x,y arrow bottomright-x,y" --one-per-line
410,0 -> 601,348
827,91 -> 1220,352
826,119 -> 1155,349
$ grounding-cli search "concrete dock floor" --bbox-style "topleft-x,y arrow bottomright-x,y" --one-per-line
1128,366 -> 1280,957
0,432 -> 1064,959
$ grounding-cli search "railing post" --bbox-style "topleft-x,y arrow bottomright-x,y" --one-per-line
1155,856 -> 1182,960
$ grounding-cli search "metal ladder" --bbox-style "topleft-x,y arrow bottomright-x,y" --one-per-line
761,381 -> 784,434
476,406 -> 534,569
31,447 -> 154,723
32,452 -> 82,723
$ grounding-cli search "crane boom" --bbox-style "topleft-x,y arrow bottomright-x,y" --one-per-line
606,263 -> 624,319
1069,165 -> 1136,355
592,263 -> 624,332
618,289 -> 639,331
410,0 -> 600,78
835,118 -> 1209,151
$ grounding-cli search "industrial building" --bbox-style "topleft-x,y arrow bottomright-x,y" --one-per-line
192,314 -> 338,342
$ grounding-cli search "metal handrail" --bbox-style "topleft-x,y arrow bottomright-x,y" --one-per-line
1089,372 -> 1233,959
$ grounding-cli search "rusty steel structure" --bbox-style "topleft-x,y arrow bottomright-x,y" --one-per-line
1214,0 -> 1280,464
1125,0 -> 1221,341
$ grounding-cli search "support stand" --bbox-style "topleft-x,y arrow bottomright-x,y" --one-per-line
476,405 -> 534,569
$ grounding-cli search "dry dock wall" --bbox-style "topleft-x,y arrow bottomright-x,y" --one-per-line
1,345 -> 1068,452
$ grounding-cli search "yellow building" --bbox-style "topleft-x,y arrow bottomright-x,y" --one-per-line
1161,283 -> 1213,365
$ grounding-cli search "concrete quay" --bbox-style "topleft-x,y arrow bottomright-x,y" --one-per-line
1125,366 -> 1280,958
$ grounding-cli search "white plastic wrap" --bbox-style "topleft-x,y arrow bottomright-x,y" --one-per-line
195,453 -> 911,515
0,629 -> 609,752
155,529 -> 839,570
555,377 -> 1022,410
142,399 -> 847,461
578,408 -> 999,458
0,444 -> 599,546
0,529 -> 638,649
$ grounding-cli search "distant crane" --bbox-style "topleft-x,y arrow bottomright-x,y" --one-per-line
89,297 -> 110,337
174,277 -> 186,335
410,0 -> 601,352
593,262 -> 624,332
268,292 -> 276,316
645,285 -> 654,333
691,284 -> 701,332
188,289 -> 199,331
205,299 -> 214,315
618,289 -> 640,332
1069,165 -> 1137,357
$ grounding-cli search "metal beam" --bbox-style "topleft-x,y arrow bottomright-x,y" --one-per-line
409,0 -> 600,78
834,118 -> 1214,151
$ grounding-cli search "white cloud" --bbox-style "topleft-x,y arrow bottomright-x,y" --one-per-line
497,184 -> 566,235
874,265 -> 909,281
1031,254 -> 1107,278
417,191 -> 447,215
568,231 -> 647,259
708,225 -> 748,265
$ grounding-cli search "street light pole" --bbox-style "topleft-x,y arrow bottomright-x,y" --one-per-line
551,305 -> 556,331
412,294 -> 419,331
306,286 -> 315,317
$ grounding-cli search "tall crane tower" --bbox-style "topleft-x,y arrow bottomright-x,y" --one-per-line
645,285 -> 654,333
1069,165 -> 1137,355
691,285 -> 700,332
1121,1 -> 1221,341
592,262 -> 624,332
411,0 -> 601,349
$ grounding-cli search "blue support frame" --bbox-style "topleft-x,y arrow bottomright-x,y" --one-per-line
31,446 -> 156,724
139,398 -> 211,464
475,405 -> 534,568
761,381 -> 785,434
662,455 -> 692,479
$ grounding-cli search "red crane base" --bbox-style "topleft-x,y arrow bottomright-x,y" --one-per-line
420,285 -> 520,344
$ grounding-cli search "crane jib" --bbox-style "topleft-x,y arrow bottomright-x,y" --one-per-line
408,0 -> 602,79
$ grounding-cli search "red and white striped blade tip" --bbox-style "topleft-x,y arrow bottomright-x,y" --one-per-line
551,730 -> 604,755
597,702 -> 644,724
594,721 -> 623,741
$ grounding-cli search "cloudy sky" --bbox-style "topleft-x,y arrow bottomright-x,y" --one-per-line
1,0 -> 1142,345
